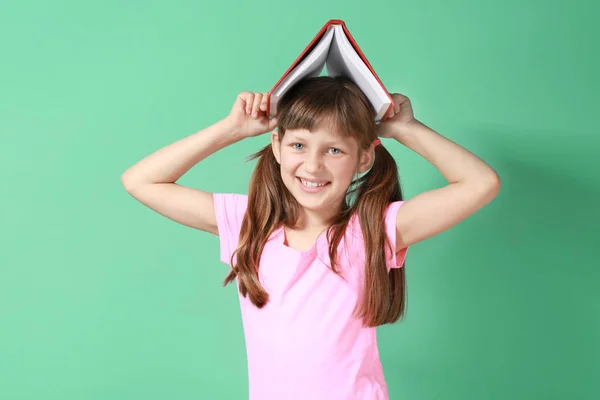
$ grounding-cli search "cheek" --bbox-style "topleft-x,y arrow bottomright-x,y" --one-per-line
279,152 -> 357,183
280,153 -> 303,173
330,158 -> 357,179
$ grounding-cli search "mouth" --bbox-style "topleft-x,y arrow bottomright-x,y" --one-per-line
296,177 -> 331,191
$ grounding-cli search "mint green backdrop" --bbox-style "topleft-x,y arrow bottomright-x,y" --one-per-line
1,1 -> 598,399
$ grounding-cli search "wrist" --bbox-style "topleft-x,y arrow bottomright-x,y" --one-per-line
218,117 -> 247,141
391,119 -> 423,143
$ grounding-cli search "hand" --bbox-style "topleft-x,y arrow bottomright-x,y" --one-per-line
226,91 -> 279,138
376,93 -> 418,139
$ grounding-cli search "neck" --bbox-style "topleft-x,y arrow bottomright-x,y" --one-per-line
291,199 -> 343,232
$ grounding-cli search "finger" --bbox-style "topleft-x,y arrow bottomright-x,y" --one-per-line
252,93 -> 262,118
268,116 -> 279,131
244,92 -> 254,115
260,93 -> 268,112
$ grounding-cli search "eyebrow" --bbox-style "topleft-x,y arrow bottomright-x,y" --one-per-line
285,132 -> 347,147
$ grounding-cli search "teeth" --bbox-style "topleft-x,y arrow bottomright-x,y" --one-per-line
300,178 -> 327,188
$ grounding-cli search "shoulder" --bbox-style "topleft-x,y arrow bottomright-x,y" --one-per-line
212,193 -> 249,233
344,201 -> 408,268
213,193 -> 248,215
346,201 -> 406,236
212,193 -> 248,265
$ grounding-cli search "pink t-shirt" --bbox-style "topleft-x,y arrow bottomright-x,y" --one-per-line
213,193 -> 408,400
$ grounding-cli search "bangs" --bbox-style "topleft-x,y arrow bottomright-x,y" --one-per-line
277,77 -> 375,141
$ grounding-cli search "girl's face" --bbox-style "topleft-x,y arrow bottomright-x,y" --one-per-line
271,126 -> 374,220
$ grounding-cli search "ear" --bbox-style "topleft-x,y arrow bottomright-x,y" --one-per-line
271,130 -> 281,164
356,146 -> 375,174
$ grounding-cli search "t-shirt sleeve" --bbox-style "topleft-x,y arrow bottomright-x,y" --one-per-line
384,200 -> 409,270
212,193 -> 249,266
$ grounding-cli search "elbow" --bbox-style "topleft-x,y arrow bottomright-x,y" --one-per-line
464,171 -> 500,202
488,171 -> 501,192
479,171 -> 501,201
121,171 -> 139,193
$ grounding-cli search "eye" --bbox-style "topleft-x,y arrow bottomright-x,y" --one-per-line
290,143 -> 342,154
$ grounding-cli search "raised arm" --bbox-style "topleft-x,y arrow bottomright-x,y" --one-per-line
121,91 -> 278,235
121,118 -> 242,234
378,94 -> 501,250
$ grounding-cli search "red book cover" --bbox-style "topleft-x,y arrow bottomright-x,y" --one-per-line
266,19 -> 394,121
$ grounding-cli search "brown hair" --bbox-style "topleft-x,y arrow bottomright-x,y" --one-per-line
222,76 -> 406,327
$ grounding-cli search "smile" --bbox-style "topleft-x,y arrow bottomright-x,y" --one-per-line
296,177 -> 331,191
300,178 -> 328,187
298,177 -> 329,187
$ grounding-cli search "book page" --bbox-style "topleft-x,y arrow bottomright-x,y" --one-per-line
327,25 -> 390,121
270,26 -> 335,115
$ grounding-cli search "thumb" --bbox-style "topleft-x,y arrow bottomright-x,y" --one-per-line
268,116 -> 279,131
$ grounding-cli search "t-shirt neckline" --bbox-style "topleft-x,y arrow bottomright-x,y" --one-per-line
274,225 -> 329,256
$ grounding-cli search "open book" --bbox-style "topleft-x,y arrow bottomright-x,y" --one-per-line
267,19 -> 394,123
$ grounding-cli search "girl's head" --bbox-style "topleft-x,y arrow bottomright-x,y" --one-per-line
270,76 -> 378,225
224,76 -> 407,328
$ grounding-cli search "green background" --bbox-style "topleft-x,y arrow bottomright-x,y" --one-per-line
1,1 -> 598,399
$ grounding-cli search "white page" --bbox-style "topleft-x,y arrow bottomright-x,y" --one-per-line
270,26 -> 335,116
328,25 -> 390,121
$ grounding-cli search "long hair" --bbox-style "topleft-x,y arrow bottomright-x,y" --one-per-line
222,76 -> 406,327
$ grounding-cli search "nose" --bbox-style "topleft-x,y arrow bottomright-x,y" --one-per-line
304,150 -> 324,174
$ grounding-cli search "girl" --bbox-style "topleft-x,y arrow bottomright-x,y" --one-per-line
121,76 -> 500,400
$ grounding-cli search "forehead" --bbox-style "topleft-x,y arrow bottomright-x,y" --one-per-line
283,127 -> 356,146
